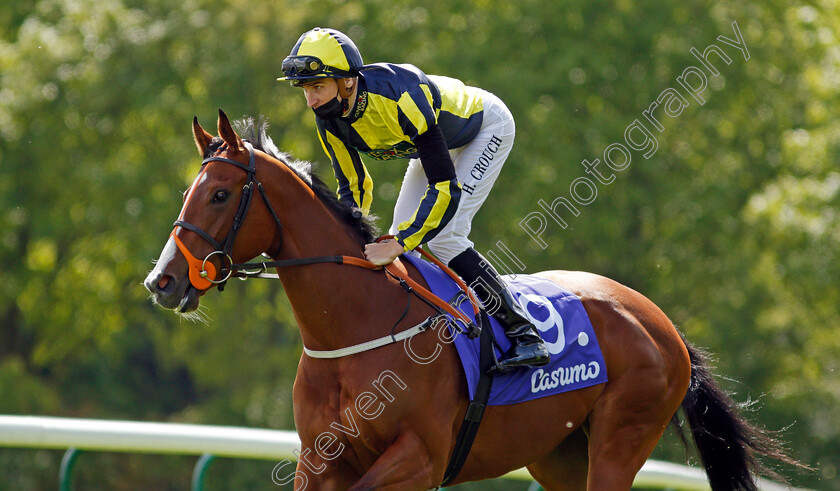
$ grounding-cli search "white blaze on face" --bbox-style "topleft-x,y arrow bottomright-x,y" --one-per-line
147,167 -> 211,285
148,235 -> 179,281
176,168 -> 210,222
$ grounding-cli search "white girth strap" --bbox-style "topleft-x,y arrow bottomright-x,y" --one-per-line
302,316 -> 438,359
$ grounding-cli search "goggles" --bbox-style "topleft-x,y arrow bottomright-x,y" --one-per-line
281,55 -> 354,82
282,56 -> 326,76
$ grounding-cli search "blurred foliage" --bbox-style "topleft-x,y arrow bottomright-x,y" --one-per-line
1,0 -> 838,488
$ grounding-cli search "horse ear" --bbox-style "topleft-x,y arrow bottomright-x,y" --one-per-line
217,108 -> 245,153
192,116 -> 214,156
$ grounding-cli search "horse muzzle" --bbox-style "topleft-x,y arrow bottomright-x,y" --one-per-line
144,236 -> 204,313
144,269 -> 202,313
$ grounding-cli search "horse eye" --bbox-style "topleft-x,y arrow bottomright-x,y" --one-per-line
212,190 -> 230,203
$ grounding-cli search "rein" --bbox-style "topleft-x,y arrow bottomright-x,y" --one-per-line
229,236 -> 485,355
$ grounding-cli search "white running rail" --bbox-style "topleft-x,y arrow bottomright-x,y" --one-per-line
0,415 -> 798,490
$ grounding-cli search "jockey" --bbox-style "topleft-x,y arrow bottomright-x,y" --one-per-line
279,27 -> 548,370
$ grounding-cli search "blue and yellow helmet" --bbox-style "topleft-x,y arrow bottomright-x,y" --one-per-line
278,28 -> 364,85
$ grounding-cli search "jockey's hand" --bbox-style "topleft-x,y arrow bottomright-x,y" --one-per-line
364,239 -> 405,266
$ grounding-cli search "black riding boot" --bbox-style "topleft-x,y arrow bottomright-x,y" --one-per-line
448,248 -> 550,370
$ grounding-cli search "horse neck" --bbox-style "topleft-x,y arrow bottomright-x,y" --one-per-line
263,159 -> 402,351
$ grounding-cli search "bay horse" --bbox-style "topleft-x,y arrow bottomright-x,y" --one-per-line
144,110 -> 800,490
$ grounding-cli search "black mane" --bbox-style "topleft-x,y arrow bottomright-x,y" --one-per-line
205,116 -> 379,244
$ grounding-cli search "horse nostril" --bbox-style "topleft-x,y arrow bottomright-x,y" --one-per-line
157,275 -> 171,291
145,273 -> 174,295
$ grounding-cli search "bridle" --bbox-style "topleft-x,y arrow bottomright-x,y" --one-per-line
170,141 -> 284,291
168,139 -> 482,334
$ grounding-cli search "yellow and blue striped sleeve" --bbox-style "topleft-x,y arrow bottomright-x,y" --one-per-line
395,178 -> 462,251
396,83 -> 436,140
317,123 -> 373,214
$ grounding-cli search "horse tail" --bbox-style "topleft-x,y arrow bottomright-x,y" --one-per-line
674,335 -> 806,490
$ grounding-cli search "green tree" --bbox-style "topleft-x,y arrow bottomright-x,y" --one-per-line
1,0 -> 837,488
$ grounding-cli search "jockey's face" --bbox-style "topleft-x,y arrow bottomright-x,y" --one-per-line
300,78 -> 340,109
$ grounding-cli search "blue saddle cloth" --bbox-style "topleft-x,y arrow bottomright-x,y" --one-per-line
401,255 -> 608,406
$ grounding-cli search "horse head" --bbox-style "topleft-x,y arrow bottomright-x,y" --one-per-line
144,109 -> 283,313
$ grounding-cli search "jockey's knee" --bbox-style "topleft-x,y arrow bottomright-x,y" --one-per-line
428,236 -> 473,265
